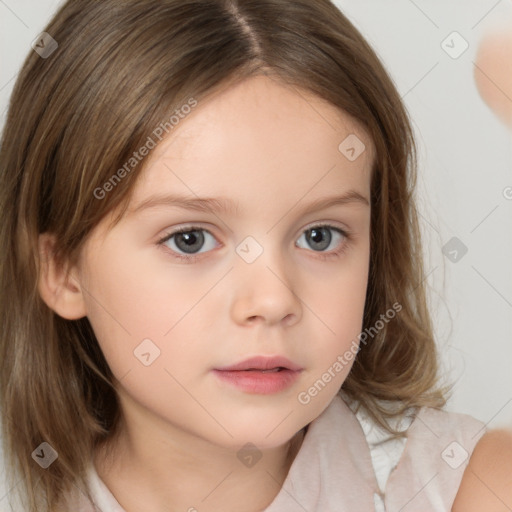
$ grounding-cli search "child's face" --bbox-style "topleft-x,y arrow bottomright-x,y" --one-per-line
73,75 -> 372,450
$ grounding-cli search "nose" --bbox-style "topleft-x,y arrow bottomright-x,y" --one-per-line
229,247 -> 303,327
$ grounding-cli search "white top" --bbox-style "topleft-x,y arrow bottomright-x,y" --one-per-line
349,397 -> 414,511
68,393 -> 485,511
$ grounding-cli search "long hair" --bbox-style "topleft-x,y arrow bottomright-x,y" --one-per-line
0,0 -> 450,509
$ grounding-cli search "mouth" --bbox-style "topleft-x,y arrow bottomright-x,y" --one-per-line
212,356 -> 303,394
214,355 -> 303,372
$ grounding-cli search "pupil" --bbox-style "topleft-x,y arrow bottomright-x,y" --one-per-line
309,228 -> 330,251
311,229 -> 322,242
176,231 -> 204,253
182,233 -> 196,245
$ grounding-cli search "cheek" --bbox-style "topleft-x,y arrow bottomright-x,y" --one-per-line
319,250 -> 369,334
314,281 -> 366,367
80,247 -> 216,380
275,253 -> 367,403
78,248 -> 163,375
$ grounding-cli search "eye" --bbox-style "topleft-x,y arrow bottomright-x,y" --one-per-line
157,226 -> 218,261
296,225 -> 348,258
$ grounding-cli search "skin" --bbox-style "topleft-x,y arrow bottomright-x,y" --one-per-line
38,74 -> 374,511
474,26 -> 512,129
453,429 -> 512,511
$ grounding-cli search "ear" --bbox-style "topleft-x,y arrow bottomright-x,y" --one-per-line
38,233 -> 87,320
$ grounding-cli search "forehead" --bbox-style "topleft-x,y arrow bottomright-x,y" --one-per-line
129,75 -> 374,215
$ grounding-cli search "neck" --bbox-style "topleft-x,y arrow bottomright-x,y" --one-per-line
94,421 -> 307,512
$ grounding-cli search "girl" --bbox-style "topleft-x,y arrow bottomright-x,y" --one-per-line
0,1 -> 510,511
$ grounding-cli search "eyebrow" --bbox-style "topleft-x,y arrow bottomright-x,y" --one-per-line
129,189 -> 370,217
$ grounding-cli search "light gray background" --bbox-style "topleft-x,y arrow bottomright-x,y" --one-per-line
1,0 -> 511,509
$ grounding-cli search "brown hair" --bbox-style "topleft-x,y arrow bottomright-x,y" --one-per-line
0,0 -> 451,509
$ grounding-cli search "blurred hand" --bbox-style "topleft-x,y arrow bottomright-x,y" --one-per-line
474,25 -> 512,129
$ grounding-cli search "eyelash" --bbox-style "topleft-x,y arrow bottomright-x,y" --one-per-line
156,224 -> 352,263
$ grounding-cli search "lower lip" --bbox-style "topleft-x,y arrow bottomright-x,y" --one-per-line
212,369 -> 302,394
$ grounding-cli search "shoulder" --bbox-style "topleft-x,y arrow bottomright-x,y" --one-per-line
452,428 -> 512,511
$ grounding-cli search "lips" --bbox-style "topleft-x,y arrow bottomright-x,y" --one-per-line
215,355 -> 303,372
212,355 -> 303,394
